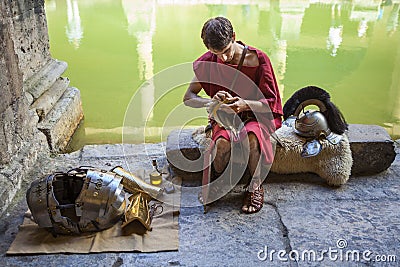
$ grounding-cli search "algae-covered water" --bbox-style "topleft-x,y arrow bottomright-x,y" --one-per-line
45,0 -> 400,151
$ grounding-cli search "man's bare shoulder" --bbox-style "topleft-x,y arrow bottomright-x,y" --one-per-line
244,50 -> 259,67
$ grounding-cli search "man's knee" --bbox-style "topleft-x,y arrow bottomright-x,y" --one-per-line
215,138 -> 231,155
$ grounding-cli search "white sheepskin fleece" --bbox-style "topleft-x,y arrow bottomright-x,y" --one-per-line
271,124 -> 352,186
192,124 -> 353,186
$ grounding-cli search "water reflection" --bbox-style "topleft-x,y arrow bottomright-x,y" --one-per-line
66,0 -> 83,49
122,0 -> 156,121
327,4 -> 343,57
45,0 -> 400,149
268,1 -> 311,92
387,3 -> 400,35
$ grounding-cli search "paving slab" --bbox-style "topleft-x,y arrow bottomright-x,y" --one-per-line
276,200 -> 400,267
0,141 -> 399,267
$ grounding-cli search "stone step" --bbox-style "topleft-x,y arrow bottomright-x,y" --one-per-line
347,124 -> 396,175
38,87 -> 84,152
30,77 -> 70,121
166,124 -> 396,180
23,59 -> 68,102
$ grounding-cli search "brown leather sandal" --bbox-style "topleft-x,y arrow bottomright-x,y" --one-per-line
241,186 -> 264,214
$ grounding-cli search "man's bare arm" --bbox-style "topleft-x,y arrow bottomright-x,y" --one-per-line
183,77 -> 212,108
222,97 -> 271,114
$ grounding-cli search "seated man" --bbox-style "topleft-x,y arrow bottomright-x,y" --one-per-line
183,17 -> 283,213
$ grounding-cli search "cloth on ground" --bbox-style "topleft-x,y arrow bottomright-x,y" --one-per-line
6,178 -> 181,255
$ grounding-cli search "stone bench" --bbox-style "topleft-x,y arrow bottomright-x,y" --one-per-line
166,124 -> 396,181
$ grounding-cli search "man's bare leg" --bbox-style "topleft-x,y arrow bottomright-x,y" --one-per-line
213,137 -> 231,174
242,132 -> 264,213
200,137 -> 231,206
201,137 -> 230,205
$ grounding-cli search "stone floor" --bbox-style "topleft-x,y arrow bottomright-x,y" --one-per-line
1,141 -> 399,267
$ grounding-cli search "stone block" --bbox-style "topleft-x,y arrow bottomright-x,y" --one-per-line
0,174 -> 17,215
347,124 -> 396,175
38,87 -> 84,152
0,136 -> 45,215
2,97 -> 46,169
80,143 -> 164,159
31,77 -> 70,121
166,124 -> 396,180
0,160 -> 24,187
10,0 -> 50,81
0,130 -> 10,165
0,15 -> 24,113
23,59 -> 67,101
0,60 -> 13,114
166,129 -> 204,180
9,0 -> 45,17
0,107 -> 16,165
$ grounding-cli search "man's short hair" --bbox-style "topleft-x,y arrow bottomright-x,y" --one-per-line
201,17 -> 234,51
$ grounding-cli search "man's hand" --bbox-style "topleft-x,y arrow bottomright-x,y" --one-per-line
212,91 -> 233,102
210,92 -> 249,114
224,97 -> 249,113
208,91 -> 235,114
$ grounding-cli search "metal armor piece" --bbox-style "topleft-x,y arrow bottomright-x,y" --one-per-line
110,166 -> 162,235
293,110 -> 343,145
26,167 -> 126,235
282,115 -> 296,128
301,139 -> 322,158
325,132 -> 343,145
282,87 -> 347,158
294,110 -> 331,139
111,166 -> 163,198
121,192 -> 153,235
293,99 -> 327,116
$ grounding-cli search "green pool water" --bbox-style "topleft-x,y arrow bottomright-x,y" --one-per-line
45,0 -> 400,151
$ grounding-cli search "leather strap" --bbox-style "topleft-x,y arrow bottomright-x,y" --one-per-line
237,45 -> 248,71
230,45 -> 248,90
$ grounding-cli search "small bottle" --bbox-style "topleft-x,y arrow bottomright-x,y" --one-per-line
163,165 -> 175,194
150,159 -> 162,186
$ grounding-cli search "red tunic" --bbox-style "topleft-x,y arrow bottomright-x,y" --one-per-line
193,42 -> 283,165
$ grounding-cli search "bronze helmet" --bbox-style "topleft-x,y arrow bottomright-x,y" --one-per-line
294,110 -> 331,139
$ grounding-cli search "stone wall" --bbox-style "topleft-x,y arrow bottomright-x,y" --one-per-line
0,0 -> 83,215
7,0 -> 51,82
